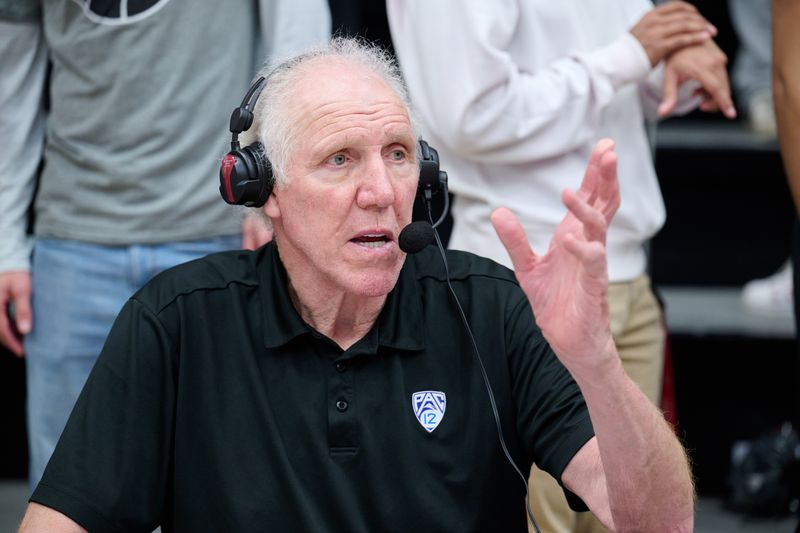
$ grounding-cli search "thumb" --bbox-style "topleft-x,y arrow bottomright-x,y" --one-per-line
491,207 -> 537,274
659,66 -> 679,117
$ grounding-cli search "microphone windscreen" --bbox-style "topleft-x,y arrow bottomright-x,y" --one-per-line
399,221 -> 435,254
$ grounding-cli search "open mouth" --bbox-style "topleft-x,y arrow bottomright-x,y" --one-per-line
351,233 -> 391,248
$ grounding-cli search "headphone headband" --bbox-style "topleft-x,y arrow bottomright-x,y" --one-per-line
219,77 -> 447,208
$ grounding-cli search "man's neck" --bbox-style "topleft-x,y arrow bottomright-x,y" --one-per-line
287,277 -> 386,350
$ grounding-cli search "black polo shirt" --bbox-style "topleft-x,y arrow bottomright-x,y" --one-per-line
32,242 -> 594,533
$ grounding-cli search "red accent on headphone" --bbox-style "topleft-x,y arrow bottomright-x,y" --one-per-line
221,154 -> 237,203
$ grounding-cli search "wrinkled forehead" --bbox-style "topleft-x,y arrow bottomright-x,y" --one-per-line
285,58 -> 415,137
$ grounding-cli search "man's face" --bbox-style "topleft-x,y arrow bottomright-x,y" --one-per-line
265,59 -> 419,298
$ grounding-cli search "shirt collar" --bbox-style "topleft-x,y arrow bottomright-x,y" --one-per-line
258,243 -> 425,353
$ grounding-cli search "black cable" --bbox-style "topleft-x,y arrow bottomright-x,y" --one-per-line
423,195 -> 541,533
430,187 -> 449,230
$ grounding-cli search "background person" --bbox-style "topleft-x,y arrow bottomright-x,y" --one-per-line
387,1 -> 734,531
0,0 -> 330,491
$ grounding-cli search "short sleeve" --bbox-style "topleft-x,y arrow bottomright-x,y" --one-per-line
30,298 -> 177,533
505,291 -> 595,509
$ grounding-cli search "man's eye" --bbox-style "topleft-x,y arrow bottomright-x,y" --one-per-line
389,150 -> 406,161
328,153 -> 347,166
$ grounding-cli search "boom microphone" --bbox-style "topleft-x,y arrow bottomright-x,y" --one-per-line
398,221 -> 435,253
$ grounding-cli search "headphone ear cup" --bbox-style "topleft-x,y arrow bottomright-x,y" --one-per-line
247,142 -> 274,206
417,139 -> 444,197
219,142 -> 274,207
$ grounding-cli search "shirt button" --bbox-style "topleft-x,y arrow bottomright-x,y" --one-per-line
336,400 -> 348,412
335,362 -> 346,372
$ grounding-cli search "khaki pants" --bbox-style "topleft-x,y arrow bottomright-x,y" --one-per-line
527,274 -> 665,533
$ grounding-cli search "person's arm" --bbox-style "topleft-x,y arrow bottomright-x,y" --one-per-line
387,0 -> 712,163
633,2 -> 735,119
18,503 -> 87,533
0,17 -> 47,356
773,0 -> 800,212
491,140 -> 694,531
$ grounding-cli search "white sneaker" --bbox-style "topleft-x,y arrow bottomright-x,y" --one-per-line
741,260 -> 794,316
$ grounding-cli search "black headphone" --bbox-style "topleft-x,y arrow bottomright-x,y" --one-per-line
219,76 -> 448,208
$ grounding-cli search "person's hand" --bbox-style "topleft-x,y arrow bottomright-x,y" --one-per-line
658,39 -> 736,119
241,211 -> 273,250
491,139 -> 619,373
630,1 -> 717,66
0,271 -> 32,357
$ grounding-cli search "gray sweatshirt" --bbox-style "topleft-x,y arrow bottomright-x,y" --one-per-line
0,0 -> 330,271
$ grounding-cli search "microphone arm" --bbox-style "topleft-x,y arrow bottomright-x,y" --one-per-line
424,179 -> 449,230
398,169 -> 449,254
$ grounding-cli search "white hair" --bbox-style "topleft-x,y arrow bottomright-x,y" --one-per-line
239,36 -> 420,188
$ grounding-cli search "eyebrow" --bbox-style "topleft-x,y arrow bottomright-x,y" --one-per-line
383,130 -> 416,147
312,128 -> 416,159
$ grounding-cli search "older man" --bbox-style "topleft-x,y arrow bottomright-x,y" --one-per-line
18,38 -> 693,532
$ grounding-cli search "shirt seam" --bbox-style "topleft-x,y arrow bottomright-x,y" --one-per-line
131,278 -> 259,317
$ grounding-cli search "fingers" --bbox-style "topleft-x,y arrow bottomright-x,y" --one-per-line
491,207 -> 538,274
593,137 -> 616,153
694,59 -> 736,119
566,144 -> 618,242
577,138 -> 615,208
698,95 -> 721,112
563,188 -> 607,245
561,190 -> 610,282
651,1 -> 703,17
0,308 -> 24,357
664,41 -> 736,119
658,31 -> 713,57
591,138 -> 616,161
562,233 -> 607,280
631,2 -> 717,65
597,149 -> 621,220
0,274 -> 32,357
651,0 -> 716,35
13,287 -> 32,336
659,64 -> 680,117
658,19 -> 714,40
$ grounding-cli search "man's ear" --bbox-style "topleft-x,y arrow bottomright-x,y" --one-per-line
263,191 -> 281,219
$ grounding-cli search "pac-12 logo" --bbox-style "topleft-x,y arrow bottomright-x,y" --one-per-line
412,391 -> 446,433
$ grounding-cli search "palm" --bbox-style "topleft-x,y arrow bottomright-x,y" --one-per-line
492,140 -> 620,368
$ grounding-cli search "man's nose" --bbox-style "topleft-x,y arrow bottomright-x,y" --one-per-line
356,156 -> 396,209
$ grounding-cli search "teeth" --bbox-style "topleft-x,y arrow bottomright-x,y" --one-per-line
356,241 -> 386,248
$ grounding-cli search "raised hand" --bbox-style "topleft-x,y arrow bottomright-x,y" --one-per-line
491,139 -> 620,373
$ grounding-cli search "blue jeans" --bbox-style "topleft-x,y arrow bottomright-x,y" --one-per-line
25,236 -> 240,491
729,0 -> 772,100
